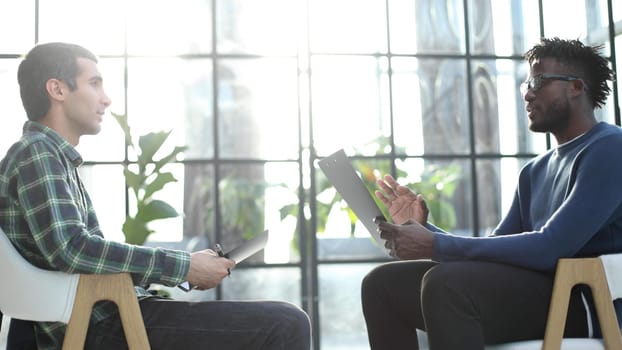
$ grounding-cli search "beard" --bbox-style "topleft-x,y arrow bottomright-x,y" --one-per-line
528,96 -> 572,134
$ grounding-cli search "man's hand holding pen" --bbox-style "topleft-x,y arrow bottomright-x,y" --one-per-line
215,243 -> 231,277
185,247 -> 236,290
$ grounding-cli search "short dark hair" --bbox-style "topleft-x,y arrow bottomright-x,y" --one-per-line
17,42 -> 98,121
523,37 -> 615,109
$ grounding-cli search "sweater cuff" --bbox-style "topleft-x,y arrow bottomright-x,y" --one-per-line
425,222 -> 448,234
432,232 -> 452,262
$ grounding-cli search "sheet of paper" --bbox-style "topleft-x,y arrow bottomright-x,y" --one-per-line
225,229 -> 269,264
318,149 -> 388,251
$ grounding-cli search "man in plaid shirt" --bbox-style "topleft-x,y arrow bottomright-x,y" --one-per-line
0,42 -> 310,350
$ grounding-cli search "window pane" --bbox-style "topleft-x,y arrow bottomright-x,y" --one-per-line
216,0 -> 301,55
584,0 -> 612,50
264,162 -> 301,264
311,56 -> 391,156
127,58 -> 213,159
182,163 -> 215,242
477,158 -> 532,236
38,0 -> 125,55
397,158 -> 472,235
217,163 -> 301,264
392,57 -> 469,155
0,59 -> 26,157
309,0 -> 387,53
183,162 -> 304,264
471,59 -> 500,154
475,159 -> 503,235
390,57 -> 424,155
469,0 -> 541,55
144,163 -> 186,243
78,58 -> 127,162
318,263 -> 375,350
79,164 -> 126,243
182,62 -> 214,160
221,267 -> 301,306
127,0 -> 213,55
472,59 -> 548,155
0,1 -> 34,53
543,0 -> 610,56
389,0 -> 465,54
595,80 -> 617,125
217,58 -> 299,159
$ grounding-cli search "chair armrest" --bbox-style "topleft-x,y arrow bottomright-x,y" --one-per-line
542,256 -> 622,350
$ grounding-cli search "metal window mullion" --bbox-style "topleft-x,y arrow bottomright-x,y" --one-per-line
462,0 -> 481,237
212,0 -> 224,301
606,0 -> 621,126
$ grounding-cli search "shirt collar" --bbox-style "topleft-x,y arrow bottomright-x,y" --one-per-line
23,121 -> 83,167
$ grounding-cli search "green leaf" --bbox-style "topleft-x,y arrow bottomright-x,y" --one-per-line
111,112 -> 134,147
143,172 -> 177,201
136,200 -> 179,222
138,131 -> 172,168
280,203 -> 298,220
154,146 -> 188,173
122,216 -> 153,245
123,168 -> 145,195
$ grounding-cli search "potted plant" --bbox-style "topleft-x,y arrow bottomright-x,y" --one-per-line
112,112 -> 188,245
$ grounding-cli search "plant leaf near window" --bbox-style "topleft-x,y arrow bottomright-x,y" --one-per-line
112,112 -> 188,245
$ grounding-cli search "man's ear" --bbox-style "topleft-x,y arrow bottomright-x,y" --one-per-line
569,79 -> 587,99
45,79 -> 65,101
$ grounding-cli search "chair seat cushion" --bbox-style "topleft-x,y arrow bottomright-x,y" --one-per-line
485,338 -> 604,350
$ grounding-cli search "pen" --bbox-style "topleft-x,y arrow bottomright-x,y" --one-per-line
215,243 -> 231,277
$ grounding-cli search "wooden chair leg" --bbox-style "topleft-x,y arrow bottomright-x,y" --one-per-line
542,258 -> 622,350
586,262 -> 622,350
541,260 -> 573,350
62,273 -> 150,350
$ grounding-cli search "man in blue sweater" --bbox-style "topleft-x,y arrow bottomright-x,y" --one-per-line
362,37 -> 621,349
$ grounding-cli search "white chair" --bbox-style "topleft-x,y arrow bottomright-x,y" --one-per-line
0,227 -> 150,349
485,254 -> 622,350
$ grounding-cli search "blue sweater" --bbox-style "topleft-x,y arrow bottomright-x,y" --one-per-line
433,122 -> 622,271
432,122 -> 622,336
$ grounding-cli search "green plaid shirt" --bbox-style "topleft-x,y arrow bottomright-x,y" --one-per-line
0,121 -> 191,349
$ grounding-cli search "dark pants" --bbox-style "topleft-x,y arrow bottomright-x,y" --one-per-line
85,298 -> 311,350
6,319 -> 37,350
361,260 -> 589,350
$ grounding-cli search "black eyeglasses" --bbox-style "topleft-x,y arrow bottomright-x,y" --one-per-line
520,74 -> 582,96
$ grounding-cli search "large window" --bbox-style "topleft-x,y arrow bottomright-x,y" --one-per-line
1,1 -> 620,349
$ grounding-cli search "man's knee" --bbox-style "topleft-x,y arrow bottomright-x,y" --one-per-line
421,263 -> 469,308
269,301 -> 311,339
361,264 -> 385,294
361,263 -> 395,306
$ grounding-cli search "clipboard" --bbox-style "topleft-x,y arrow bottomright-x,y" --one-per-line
318,149 -> 388,251
224,229 -> 269,264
